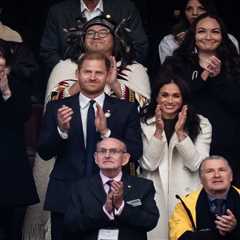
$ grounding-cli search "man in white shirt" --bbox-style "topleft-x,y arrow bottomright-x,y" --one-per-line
38,52 -> 142,240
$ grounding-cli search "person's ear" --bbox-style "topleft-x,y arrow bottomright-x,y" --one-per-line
121,153 -> 130,166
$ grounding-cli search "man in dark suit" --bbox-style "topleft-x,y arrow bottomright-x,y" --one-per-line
40,0 -> 148,73
65,137 -> 159,240
38,52 -> 142,240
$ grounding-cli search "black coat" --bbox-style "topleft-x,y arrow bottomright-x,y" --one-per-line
64,174 -> 159,240
0,76 -> 39,206
164,57 -> 240,185
40,0 -> 148,71
38,94 -> 143,212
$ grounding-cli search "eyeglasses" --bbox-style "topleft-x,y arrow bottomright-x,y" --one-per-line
85,29 -> 111,39
96,148 -> 126,156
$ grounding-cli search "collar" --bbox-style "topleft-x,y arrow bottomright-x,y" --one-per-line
79,92 -> 105,109
100,171 -> 123,185
81,0 -> 103,13
207,189 -> 229,201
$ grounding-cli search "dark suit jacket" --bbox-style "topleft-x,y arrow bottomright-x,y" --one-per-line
40,0 -> 148,71
38,94 -> 142,212
0,74 -> 39,206
64,174 -> 159,240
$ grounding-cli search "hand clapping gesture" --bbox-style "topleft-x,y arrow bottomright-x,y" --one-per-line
0,67 -> 11,97
201,56 -> 221,80
57,105 -> 74,132
154,104 -> 164,139
95,103 -> 109,136
215,209 -> 237,236
175,105 -> 188,141
106,56 -> 122,98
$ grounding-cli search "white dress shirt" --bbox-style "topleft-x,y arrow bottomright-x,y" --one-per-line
80,0 -> 103,21
58,92 -> 106,143
79,92 -> 105,145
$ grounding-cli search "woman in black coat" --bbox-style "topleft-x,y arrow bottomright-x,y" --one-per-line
163,13 -> 240,186
0,40 -> 39,239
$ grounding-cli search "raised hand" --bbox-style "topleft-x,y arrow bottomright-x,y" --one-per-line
95,103 -> 109,135
154,104 -> 164,138
104,191 -> 114,214
175,105 -> 188,141
111,180 -> 124,209
57,105 -> 74,132
0,67 -> 11,96
215,209 -> 237,236
106,56 -> 122,98
201,56 -> 221,80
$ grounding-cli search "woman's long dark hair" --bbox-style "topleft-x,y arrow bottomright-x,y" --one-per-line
173,13 -> 240,79
172,0 -> 217,36
141,68 -> 200,142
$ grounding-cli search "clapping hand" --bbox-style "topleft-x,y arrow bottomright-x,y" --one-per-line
57,105 -> 74,132
175,105 -> 188,141
95,103 -> 109,136
106,56 -> 122,98
201,56 -> 221,80
0,67 -> 11,97
215,209 -> 237,236
111,180 -> 124,209
154,104 -> 164,138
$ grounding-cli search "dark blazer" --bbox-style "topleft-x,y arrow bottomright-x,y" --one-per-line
0,76 -> 39,207
64,174 -> 159,240
38,94 -> 143,212
40,0 -> 148,71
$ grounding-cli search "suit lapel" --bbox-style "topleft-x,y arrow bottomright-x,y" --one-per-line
89,175 -> 107,204
122,174 -> 134,199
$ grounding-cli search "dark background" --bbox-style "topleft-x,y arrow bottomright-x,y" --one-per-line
1,0 -> 239,100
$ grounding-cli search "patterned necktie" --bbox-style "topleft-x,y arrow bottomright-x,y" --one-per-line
106,180 -> 113,194
210,199 -> 226,216
85,100 -> 97,176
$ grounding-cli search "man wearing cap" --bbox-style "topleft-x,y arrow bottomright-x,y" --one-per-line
38,52 -> 142,240
169,155 -> 240,240
65,137 -> 159,240
40,0 -> 148,74
45,14 -> 150,108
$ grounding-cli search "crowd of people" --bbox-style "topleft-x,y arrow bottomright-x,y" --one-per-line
1,0 -> 240,240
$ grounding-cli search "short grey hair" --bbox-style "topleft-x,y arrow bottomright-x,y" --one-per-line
199,155 -> 232,176
96,137 -> 127,152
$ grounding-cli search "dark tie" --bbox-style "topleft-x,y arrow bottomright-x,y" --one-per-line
210,199 -> 226,216
106,180 -> 113,194
85,100 -> 97,176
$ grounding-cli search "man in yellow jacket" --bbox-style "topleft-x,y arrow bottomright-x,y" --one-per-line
169,155 -> 240,240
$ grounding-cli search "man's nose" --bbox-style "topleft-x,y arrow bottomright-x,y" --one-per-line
214,170 -> 220,177
90,72 -> 96,79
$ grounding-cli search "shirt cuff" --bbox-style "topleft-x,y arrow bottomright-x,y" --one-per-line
102,201 -> 125,220
114,201 -> 125,216
103,205 -> 114,220
101,129 -> 111,139
57,126 -> 69,139
2,93 -> 11,101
